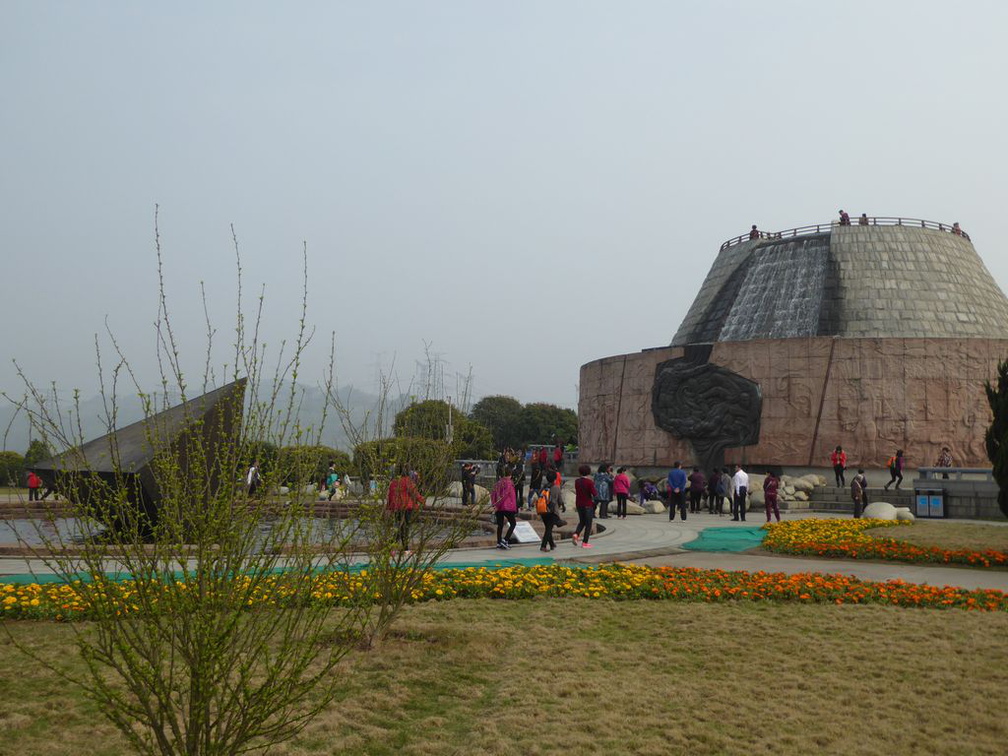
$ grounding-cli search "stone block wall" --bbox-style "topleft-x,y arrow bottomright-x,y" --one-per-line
579,337 -> 1008,472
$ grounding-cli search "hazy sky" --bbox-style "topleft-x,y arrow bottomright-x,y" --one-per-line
3,1 -> 1007,414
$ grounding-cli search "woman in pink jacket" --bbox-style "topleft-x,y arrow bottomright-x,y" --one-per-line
613,466 -> 631,519
492,468 -> 518,550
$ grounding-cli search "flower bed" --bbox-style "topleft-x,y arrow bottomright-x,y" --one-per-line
762,518 -> 1008,568
3,562 -> 1006,620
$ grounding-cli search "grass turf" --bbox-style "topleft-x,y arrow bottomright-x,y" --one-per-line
867,521 -> 1008,553
3,599 -> 1006,755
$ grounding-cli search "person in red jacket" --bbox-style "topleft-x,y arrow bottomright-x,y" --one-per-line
572,464 -> 597,549
830,445 -> 847,487
27,471 -> 42,502
387,468 -> 423,552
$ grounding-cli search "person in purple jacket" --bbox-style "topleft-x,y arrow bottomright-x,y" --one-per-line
667,461 -> 688,521
492,467 -> 517,549
763,471 -> 781,523
687,466 -> 706,514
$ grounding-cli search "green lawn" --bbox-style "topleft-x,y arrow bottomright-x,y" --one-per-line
868,521 -> 1008,552
3,599 -> 1007,755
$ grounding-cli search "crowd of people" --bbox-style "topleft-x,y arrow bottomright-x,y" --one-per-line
387,440 -> 963,552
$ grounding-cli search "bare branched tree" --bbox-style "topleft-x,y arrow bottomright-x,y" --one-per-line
3,211 -> 391,755
326,351 -> 485,649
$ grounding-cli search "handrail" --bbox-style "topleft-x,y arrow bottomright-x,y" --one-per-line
720,216 -> 970,252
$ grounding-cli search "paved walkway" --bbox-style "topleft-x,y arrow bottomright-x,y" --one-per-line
2,510 -> 1006,591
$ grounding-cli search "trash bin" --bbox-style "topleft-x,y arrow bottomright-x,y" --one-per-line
914,488 -> 945,518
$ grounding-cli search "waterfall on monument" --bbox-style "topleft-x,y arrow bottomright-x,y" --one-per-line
718,236 -> 830,341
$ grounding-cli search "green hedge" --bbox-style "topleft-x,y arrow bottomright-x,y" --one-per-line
0,451 -> 25,487
352,437 -> 453,495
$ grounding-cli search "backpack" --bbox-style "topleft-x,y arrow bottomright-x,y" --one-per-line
886,455 -> 897,470
536,489 -> 550,515
715,477 -> 727,497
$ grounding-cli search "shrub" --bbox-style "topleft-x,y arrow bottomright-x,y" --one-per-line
0,451 -> 25,487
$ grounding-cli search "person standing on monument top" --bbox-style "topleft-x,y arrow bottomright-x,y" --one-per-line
667,461 -> 688,521
859,213 -> 869,226
838,209 -> 851,226
749,224 -> 760,240
831,445 -> 847,488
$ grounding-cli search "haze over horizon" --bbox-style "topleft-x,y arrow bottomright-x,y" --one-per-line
3,1 -> 1007,439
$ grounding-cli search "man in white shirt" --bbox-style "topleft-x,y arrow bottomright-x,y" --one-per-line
731,464 -> 749,522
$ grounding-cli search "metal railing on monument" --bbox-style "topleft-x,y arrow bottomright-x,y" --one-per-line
719,216 -> 970,252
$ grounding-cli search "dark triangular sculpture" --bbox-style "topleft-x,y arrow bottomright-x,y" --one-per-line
32,379 -> 247,533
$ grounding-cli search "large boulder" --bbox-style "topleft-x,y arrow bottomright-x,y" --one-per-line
783,484 -> 796,497
625,501 -> 646,516
862,501 -> 898,520
749,487 -> 765,507
895,507 -> 916,522
445,481 -> 490,502
642,500 -> 666,514
792,477 -> 815,494
793,490 -> 809,502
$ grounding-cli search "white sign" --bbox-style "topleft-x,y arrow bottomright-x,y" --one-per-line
512,521 -> 540,543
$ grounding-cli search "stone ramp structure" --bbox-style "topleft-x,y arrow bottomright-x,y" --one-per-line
32,379 -> 247,528
580,219 -> 1008,472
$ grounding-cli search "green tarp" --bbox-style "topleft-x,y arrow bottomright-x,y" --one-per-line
0,557 -> 556,586
681,526 -> 766,552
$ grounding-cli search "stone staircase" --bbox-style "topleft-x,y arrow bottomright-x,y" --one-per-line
782,485 -> 915,514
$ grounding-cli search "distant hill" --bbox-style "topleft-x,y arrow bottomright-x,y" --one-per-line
0,381 -> 399,455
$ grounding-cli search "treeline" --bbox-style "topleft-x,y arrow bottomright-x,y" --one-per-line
0,440 -> 52,487
350,397 -> 578,490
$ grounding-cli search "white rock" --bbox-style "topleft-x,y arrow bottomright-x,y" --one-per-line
792,478 -> 814,494
642,500 -> 666,514
862,502 -> 898,520
279,486 -> 290,495
625,502 -> 646,516
446,480 -> 490,503
895,507 -> 916,522
783,485 -> 796,496
749,488 -> 765,507
793,490 -> 809,502
814,475 -> 828,487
